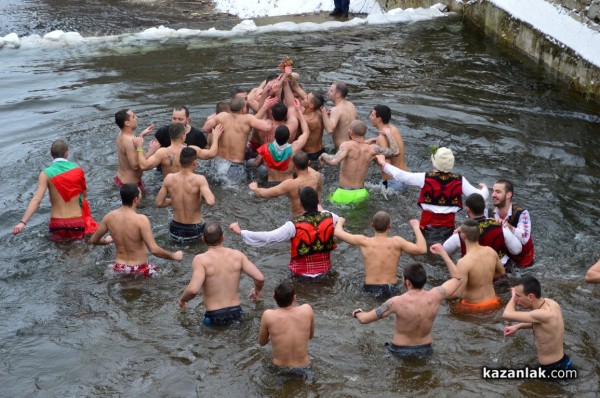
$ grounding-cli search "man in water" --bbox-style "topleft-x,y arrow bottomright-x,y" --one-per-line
334,212 -> 427,300
259,279 -> 314,369
352,248 -> 462,357
230,186 -> 337,278
374,148 -> 488,247
585,259 -> 600,283
12,139 -> 97,240
321,81 -> 357,150
178,223 -> 265,325
148,106 -> 208,155
368,105 -> 408,191
249,151 -> 323,217
156,147 -> 216,243
503,275 -> 573,371
299,91 -> 326,163
91,183 -> 183,276
114,108 -> 155,189
438,220 -> 505,312
492,179 -> 534,268
319,120 -> 399,206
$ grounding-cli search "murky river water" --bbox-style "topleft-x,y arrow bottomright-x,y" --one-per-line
1,1 -> 600,397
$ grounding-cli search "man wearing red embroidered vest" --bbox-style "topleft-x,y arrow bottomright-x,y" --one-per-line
492,179 -> 534,268
374,147 -> 488,247
230,186 -> 337,277
12,139 -> 98,240
443,193 -> 522,267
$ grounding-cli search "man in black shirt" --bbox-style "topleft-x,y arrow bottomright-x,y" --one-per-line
149,106 -> 207,155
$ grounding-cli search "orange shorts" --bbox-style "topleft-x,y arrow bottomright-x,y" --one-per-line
454,296 -> 502,313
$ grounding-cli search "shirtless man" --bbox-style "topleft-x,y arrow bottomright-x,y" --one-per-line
249,151 -> 322,217
178,223 -> 265,325
253,99 -> 310,185
503,275 -> 574,371
585,259 -> 600,283
368,105 -> 408,190
352,257 -> 462,357
202,97 -> 272,180
321,81 -> 357,150
300,91 -> 326,163
156,147 -> 216,243
114,108 -> 155,189
335,213 -> 426,300
91,183 -> 183,276
12,139 -> 97,240
133,123 -> 222,178
259,279 -> 314,369
433,220 -> 505,312
319,120 -> 399,205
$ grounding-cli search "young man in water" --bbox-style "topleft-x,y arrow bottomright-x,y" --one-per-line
12,139 -> 97,240
156,147 -> 216,243
91,183 -> 183,276
178,223 -> 264,325
320,81 -> 357,149
502,275 -> 573,371
148,106 -> 208,154
259,280 -> 314,369
334,212 -> 427,300
352,247 -> 462,357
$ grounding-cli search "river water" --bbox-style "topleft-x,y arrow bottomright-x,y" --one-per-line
1,1 -> 599,397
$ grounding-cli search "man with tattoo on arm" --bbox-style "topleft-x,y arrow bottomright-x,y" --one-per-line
351,243 -> 461,357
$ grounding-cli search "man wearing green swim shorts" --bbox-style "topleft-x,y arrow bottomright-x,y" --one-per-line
319,120 -> 399,206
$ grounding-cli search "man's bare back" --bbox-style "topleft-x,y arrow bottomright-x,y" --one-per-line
456,244 -> 504,303
157,170 -> 214,225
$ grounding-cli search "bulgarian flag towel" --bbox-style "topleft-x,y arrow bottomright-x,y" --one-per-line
44,159 -> 98,234
257,141 -> 293,171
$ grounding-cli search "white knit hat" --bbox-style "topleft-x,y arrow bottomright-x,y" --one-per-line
431,147 -> 454,172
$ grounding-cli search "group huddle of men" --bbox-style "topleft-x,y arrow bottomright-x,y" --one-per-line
12,67 -> 589,374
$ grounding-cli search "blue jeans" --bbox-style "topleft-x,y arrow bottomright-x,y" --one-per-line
334,0 -> 350,13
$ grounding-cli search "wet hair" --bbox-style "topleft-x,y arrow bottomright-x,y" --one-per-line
203,223 -> 223,246
403,263 -> 427,289
333,81 -> 349,98
50,140 -> 68,159
274,125 -> 290,145
216,101 -> 230,114
309,91 -> 325,108
373,105 -> 391,124
265,74 -> 279,83
299,186 -> 319,212
372,211 -> 391,233
169,122 -> 186,140
460,219 -> 480,242
115,108 -> 131,129
465,193 -> 486,217
274,279 -> 295,307
516,275 -> 541,298
350,120 -> 367,137
120,183 -> 140,206
271,102 -> 288,122
292,151 -> 309,170
180,147 -> 197,167
496,179 -> 514,196
229,86 -> 247,99
174,105 -> 190,118
230,97 -> 246,113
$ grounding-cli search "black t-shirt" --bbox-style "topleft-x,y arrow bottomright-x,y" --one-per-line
154,125 -> 207,149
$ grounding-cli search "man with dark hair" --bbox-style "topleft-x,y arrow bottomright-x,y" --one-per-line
249,151 -> 323,217
374,147 -> 488,247
299,91 -> 326,162
503,275 -> 573,371
321,81 -> 357,149
156,147 -> 216,243
230,186 -> 338,277
320,120 -> 399,205
114,108 -> 155,189
178,223 -> 264,325
438,220 -> 505,312
352,244 -> 462,357
258,280 -> 314,368
334,212 -> 427,300
149,106 -> 208,158
492,179 -> 534,268
369,105 -> 408,191
91,183 -> 182,276
12,139 -> 98,240
443,193 -> 522,267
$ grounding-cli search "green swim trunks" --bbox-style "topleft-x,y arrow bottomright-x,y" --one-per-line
329,187 -> 369,205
